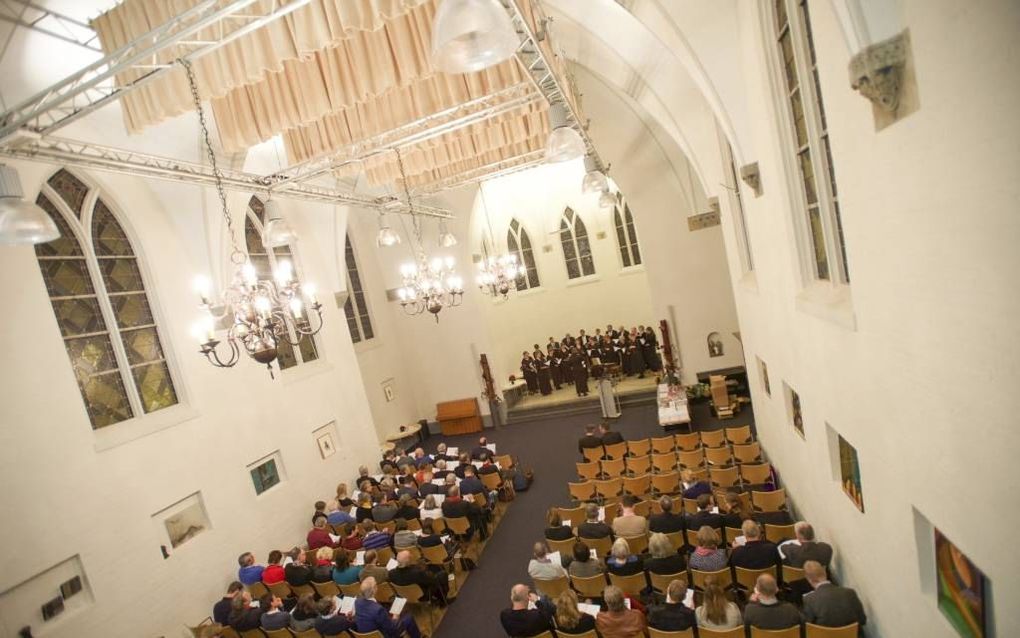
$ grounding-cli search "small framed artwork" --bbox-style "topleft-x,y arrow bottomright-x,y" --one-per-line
935,528 -> 987,638
838,435 -> 864,512
382,379 -> 395,402
707,332 -> 724,357
317,432 -> 336,459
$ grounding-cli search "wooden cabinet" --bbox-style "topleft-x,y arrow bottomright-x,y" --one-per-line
436,398 -> 482,435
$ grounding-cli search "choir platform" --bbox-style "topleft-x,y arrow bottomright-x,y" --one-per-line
504,375 -> 659,424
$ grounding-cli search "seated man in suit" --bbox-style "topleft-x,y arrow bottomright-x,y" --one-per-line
442,485 -> 488,540
578,502 -> 613,539
459,465 -> 487,501
259,594 -> 291,631
803,560 -> 867,628
578,424 -> 603,456
612,495 -> 649,538
743,574 -> 802,630
314,597 -> 353,637
470,436 -> 492,460
782,521 -> 834,568
598,422 -> 624,446
355,576 -> 422,638
729,520 -> 780,570
389,549 -> 450,605
686,493 -> 724,532
648,578 -> 697,632
499,584 -> 554,638
360,549 -> 389,584
212,581 -> 243,626
649,495 -> 685,533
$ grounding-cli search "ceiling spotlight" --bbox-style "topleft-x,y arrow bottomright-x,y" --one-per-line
431,0 -> 519,74
262,198 -> 298,248
0,164 -> 60,245
545,102 -> 586,163
581,155 -> 608,194
599,189 -> 617,209
438,219 -> 458,248
376,214 -> 401,247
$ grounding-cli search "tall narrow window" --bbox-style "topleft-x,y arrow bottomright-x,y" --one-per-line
721,138 -> 754,272
245,196 -> 318,369
612,192 -> 642,267
343,236 -> 373,343
773,0 -> 849,283
559,208 -> 595,279
506,218 -> 539,290
34,168 -> 178,429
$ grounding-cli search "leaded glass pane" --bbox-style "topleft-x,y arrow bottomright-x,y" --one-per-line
560,220 -> 579,279
798,149 -> 818,204
249,196 -> 266,224
40,258 -> 94,297
52,297 -> 105,337
91,200 -> 134,256
121,326 -> 165,365
774,0 -> 787,30
97,258 -> 144,293
614,209 -> 630,267
833,201 -> 849,283
298,336 -> 318,363
578,236 -> 595,276
82,371 -> 134,428
35,194 -> 82,257
625,206 -> 642,265
791,89 -> 808,146
110,292 -> 154,329
132,361 -> 178,413
807,206 -> 830,280
66,334 -> 118,376
361,319 -> 374,340
277,341 -> 297,370
245,216 -> 265,256
47,169 -> 89,217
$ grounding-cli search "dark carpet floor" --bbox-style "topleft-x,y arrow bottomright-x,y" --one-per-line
430,400 -> 756,638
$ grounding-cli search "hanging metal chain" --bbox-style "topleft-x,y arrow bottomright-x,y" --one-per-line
394,148 -> 424,251
178,57 -> 243,261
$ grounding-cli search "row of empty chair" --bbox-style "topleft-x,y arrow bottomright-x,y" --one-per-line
582,427 -> 756,463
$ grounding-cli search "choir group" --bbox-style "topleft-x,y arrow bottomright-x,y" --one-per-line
519,324 -> 663,398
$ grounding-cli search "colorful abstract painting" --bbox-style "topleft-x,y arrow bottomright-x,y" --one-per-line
838,435 -> 864,512
935,528 -> 987,638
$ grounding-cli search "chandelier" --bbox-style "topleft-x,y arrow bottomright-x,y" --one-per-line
393,150 -> 464,320
181,58 -> 323,376
475,182 -> 519,299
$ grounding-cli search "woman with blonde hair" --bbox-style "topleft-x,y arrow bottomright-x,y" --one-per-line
310,547 -> 334,583
606,537 -> 643,576
644,532 -> 686,575
554,589 -> 597,635
335,482 -> 352,507
695,576 -> 741,629
545,507 -> 574,541
688,525 -> 728,572
722,490 -> 754,528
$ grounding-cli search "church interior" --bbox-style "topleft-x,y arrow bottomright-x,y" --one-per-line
0,1 -> 1016,637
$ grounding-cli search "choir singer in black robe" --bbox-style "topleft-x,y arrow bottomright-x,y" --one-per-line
568,347 -> 590,397
534,351 -> 554,395
550,344 -> 564,389
521,352 -> 539,394
641,326 -> 662,372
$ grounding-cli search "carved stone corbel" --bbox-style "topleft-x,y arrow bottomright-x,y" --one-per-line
849,30 -> 909,113
739,162 -> 762,197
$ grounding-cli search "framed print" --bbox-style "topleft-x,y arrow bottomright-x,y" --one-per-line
317,432 -> 336,459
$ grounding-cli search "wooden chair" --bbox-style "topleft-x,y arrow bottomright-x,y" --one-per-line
568,480 -> 597,502
750,627 -> 800,638
602,503 -> 619,525
493,453 -> 514,468
421,542 -> 454,570
741,463 -> 773,488
651,471 -> 681,496
480,471 -> 503,492
289,630 -> 320,638
684,528 -> 700,548
652,452 -> 677,473
628,438 -> 651,457
805,623 -> 859,638
604,441 -> 628,460
547,536 -> 577,556
238,630 -> 267,638
690,568 -> 733,591
609,571 -> 647,596
583,446 -> 605,462
718,489 -> 751,513
266,581 -> 291,598
595,478 -> 623,501
349,631 -> 385,638
310,581 -> 339,598
649,629 -> 695,638
725,425 -> 753,445
700,430 -> 727,448
600,457 -> 626,478
570,573 -> 608,598
375,546 -> 394,565
375,581 -> 396,604
289,583 -> 315,598
633,499 -> 652,518
724,527 -> 744,545
690,467 -> 709,482
752,488 -> 787,513
557,505 -> 587,528
391,582 -> 437,633
704,446 -> 733,467
534,575 -> 570,599
765,523 -> 797,544
681,498 -> 699,515
529,632 -> 556,638
677,449 -> 705,470
735,566 -> 778,594
651,435 -> 676,454
218,629 -> 241,638
626,455 -> 652,476
621,534 -> 648,555
338,582 -> 362,597
674,432 -> 701,452
732,441 -> 762,464
699,628 -> 746,638
406,518 -> 422,531
623,474 -> 651,498
665,531 -> 685,552
576,461 -> 600,481
246,582 -> 269,599
782,564 -> 806,585
559,631 -> 598,638
710,466 -> 740,489
580,535 -> 613,558
648,570 -> 687,594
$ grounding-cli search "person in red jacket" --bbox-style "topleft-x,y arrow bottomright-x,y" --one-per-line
262,550 -> 286,585
307,515 -> 339,551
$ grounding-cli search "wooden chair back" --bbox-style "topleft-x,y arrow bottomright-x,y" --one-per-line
700,430 -> 727,448
750,627 -> 800,638
621,534 -> 649,555
533,575 -> 569,599
583,446 -> 605,462
547,536 -> 577,556
337,581 -> 362,597
310,581 -> 339,598
665,530 -> 685,552
805,623 -> 859,638
577,461 -> 600,481
652,452 -> 678,473
218,629 -> 241,638
725,425 -> 753,445
699,628 -> 746,638
570,573 -> 608,598
740,462 -> 773,486
289,630 -> 320,638
782,564 -> 806,585
649,629 -> 695,638
561,631 -> 598,638
601,457 -> 626,478
557,505 -> 587,527
493,453 -> 513,468
648,571 -> 687,593
674,432 -> 701,452
374,581 -> 396,603
349,630 -> 386,638
238,631 -> 266,638
633,499 -> 652,518
681,498 -> 699,514
765,523 -> 797,544
391,582 -> 427,603
676,449 -> 705,469
266,581 -> 291,598
725,527 -> 744,545
735,566 -> 778,591
568,480 -> 597,502
710,466 -> 740,488
651,471 -> 680,496
604,441 -> 628,460
627,438 -> 651,457
421,543 -> 452,566
529,632 -> 556,638
623,475 -> 651,498
608,570 -> 647,596
375,546 -> 394,564
732,441 -> 762,464
595,478 -> 623,500
626,455 -> 652,476
752,488 -> 787,512
580,535 -> 613,558
690,568 -> 733,591
651,435 -> 676,454
289,583 -> 315,597
480,471 -> 502,491
246,581 -> 269,599
704,446 -> 733,467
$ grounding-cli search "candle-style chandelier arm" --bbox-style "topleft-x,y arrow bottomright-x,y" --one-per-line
199,337 -> 241,368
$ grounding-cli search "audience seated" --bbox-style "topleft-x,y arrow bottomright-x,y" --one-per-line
567,541 -> 605,577
596,585 -> 647,638
289,593 -> 318,632
553,589 -> 598,635
803,560 -> 867,628
284,548 -> 312,587
435,442 -> 453,461
611,495 -> 649,537
644,532 -> 686,575
236,552 -> 264,586
648,579 -> 696,632
259,593 -> 291,630
355,495 -> 374,523
312,500 -> 327,524
782,521 -> 834,568
606,537 -> 644,576
336,482 -> 355,509
729,520 -> 779,570
688,526 -> 729,572
453,453 -> 473,479
578,424 -> 603,456
696,576 -> 742,630
261,550 -> 285,584
310,547 -> 334,583
648,496 -> 685,534
687,493 -> 724,531
227,591 -> 262,631
722,491 -> 755,529
389,549 -> 450,605
326,499 -> 355,526
598,423 -> 624,446
528,541 -> 568,580
420,495 -> 443,521
470,436 -> 491,461
212,581 -> 243,625
460,465 -> 486,499
500,584 -> 554,638
442,485 -> 488,540
412,447 -> 432,468
578,503 -> 613,539
359,549 -> 388,584
314,597 -> 353,637
681,468 -> 712,500
743,573 -> 802,630
355,576 -> 423,638
418,470 -> 442,498
372,494 -> 398,524
341,523 -> 365,550
392,518 -> 418,550
361,520 -> 392,550
307,515 -> 338,551
395,493 -> 420,521
545,508 -> 575,541
357,466 -> 380,488
332,548 -> 363,585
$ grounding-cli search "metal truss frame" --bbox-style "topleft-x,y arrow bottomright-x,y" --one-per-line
0,0 -> 101,52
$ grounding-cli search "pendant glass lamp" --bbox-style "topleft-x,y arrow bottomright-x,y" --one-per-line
581,155 -> 608,194
545,103 -> 586,162
437,219 -> 458,247
0,165 -> 59,245
376,213 -> 401,247
431,0 -> 519,74
262,198 -> 298,248
598,189 -> 617,209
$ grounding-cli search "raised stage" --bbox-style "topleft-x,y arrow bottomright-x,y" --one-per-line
504,375 -> 659,424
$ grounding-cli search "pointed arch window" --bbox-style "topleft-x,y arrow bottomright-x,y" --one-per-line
611,193 -> 642,267
343,236 -> 374,343
245,196 -> 319,369
33,169 -> 178,429
559,207 -> 595,279
506,218 -> 539,290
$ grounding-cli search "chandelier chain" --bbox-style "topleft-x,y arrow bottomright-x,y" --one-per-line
394,148 -> 423,249
179,57 -> 243,261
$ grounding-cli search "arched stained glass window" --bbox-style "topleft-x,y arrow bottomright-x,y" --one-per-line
559,207 -> 595,279
507,218 -> 539,290
245,196 -> 319,370
612,192 -> 642,267
343,236 -> 373,343
34,169 -> 178,429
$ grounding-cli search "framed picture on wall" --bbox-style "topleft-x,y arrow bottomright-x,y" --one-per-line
935,528 -> 987,638
382,379 -> 395,402
317,432 -> 336,459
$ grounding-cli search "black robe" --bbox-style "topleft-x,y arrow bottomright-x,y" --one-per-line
627,341 -> 646,376
640,334 -> 661,372
535,357 -> 553,395
521,358 -> 539,393
550,349 -> 564,388
570,354 -> 590,396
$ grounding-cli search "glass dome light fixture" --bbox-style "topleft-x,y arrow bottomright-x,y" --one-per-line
0,164 -> 60,245
262,197 -> 298,248
545,102 -> 586,163
581,154 -> 608,194
376,213 -> 401,247
437,218 -> 458,248
431,0 -> 519,74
